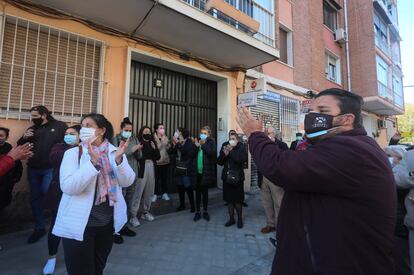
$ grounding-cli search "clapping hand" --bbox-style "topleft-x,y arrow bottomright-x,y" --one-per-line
7,143 -> 33,161
115,139 -> 129,165
23,129 -> 34,139
236,107 -> 263,138
132,143 -> 143,152
223,144 -> 232,156
195,139 -> 200,147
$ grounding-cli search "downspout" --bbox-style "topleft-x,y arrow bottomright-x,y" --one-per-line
344,0 -> 351,91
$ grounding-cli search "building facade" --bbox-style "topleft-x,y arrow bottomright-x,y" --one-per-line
0,0 -> 405,195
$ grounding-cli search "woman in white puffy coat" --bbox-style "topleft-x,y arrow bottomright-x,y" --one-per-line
388,145 -> 413,275
52,113 -> 135,275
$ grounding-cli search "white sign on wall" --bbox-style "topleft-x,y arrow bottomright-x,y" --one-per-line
238,92 -> 257,107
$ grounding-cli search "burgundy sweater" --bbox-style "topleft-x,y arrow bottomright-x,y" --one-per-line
248,128 -> 396,275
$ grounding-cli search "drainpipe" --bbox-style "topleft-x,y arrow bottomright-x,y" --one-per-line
344,0 -> 351,91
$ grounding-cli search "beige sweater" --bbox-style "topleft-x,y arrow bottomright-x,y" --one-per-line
154,133 -> 171,165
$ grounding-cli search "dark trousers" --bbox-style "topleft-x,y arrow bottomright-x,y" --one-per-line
62,223 -> 114,275
393,236 -> 411,275
177,183 -> 195,210
27,168 -> 53,230
195,173 -> 208,212
155,164 -> 169,195
48,211 -> 60,256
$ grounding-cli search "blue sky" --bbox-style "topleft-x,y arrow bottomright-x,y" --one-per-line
399,0 -> 414,103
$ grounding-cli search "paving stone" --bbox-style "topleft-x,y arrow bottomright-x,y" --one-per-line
0,191 -> 274,275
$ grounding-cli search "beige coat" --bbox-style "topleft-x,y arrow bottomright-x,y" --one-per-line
154,133 -> 170,165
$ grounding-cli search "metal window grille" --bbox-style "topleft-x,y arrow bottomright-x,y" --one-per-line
0,14 -> 104,122
280,95 -> 300,143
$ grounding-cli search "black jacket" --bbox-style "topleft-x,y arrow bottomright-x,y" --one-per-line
217,142 -> 247,181
17,119 -> 67,169
171,139 -> 198,168
138,140 -> 160,178
249,128 -> 395,275
192,138 -> 217,186
0,142 -> 23,210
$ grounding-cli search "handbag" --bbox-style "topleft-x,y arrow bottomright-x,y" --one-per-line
226,161 -> 241,186
175,150 -> 188,176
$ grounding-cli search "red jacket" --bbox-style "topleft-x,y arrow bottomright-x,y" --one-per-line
249,128 -> 396,275
0,155 -> 15,177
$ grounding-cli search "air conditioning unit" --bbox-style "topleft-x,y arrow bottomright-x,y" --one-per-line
334,28 -> 346,44
377,119 -> 387,129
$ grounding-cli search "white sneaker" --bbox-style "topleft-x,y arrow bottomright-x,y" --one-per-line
162,193 -> 170,201
129,217 -> 141,227
151,195 -> 158,202
43,258 -> 56,275
143,212 -> 155,221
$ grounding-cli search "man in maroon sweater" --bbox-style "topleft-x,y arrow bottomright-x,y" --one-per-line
237,88 -> 396,275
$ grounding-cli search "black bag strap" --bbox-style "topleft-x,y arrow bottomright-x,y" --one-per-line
78,145 -> 83,165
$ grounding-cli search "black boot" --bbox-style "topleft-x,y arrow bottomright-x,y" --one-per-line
176,185 -> 186,212
186,187 -> 195,213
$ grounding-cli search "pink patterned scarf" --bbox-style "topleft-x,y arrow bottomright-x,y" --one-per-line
92,140 -> 118,206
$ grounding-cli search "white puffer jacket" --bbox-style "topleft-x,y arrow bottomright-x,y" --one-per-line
52,143 -> 135,241
394,149 -> 414,229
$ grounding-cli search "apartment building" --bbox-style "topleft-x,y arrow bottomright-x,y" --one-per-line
347,0 -> 403,145
0,0 -> 404,194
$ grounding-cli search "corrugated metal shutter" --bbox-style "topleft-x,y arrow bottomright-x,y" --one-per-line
0,15 -> 102,120
249,94 -> 280,187
129,61 -> 217,139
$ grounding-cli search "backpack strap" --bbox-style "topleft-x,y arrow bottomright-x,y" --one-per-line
78,145 -> 83,165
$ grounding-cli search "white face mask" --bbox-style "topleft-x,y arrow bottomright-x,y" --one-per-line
229,140 -> 237,147
79,127 -> 96,142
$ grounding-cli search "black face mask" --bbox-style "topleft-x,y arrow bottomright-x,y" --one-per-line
304,113 -> 335,139
142,134 -> 152,141
32,117 -> 44,126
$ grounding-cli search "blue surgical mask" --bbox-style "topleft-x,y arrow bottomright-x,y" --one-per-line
64,134 -> 77,145
121,131 -> 132,139
199,133 -> 207,140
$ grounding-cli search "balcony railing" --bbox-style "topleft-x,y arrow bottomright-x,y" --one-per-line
184,0 -> 275,47
378,81 -> 394,102
375,34 -> 390,56
377,81 -> 404,109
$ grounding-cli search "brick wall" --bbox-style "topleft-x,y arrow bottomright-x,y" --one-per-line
347,0 -> 378,97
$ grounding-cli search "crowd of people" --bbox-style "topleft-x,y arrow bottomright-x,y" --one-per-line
0,105 -> 228,275
2,87 -> 414,275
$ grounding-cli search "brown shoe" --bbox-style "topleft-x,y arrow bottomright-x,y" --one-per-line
261,226 -> 276,234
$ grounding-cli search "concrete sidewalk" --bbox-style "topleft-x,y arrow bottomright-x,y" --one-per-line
0,192 -> 274,275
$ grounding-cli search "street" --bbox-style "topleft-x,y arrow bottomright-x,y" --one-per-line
0,191 -> 274,275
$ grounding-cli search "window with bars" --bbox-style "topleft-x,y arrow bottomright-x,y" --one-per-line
280,95 -> 299,143
0,15 -> 104,121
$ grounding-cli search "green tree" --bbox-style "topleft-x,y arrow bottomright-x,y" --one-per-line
398,103 -> 414,143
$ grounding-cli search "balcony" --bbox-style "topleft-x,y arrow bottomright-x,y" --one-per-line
186,0 -> 275,47
363,81 -> 404,115
373,0 -> 392,24
31,0 -> 279,69
375,34 -> 390,56
378,81 -> 393,102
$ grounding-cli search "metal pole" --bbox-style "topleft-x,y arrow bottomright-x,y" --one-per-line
344,0 -> 351,91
